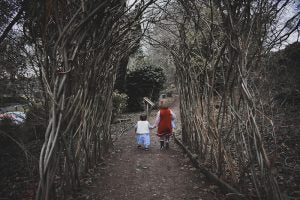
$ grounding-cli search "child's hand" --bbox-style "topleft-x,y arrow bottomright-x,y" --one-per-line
151,125 -> 156,129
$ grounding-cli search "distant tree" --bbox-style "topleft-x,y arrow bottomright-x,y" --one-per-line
114,6 -> 143,93
0,0 -> 25,44
112,90 -> 128,120
273,42 -> 300,102
283,42 -> 300,65
127,48 -> 148,71
0,35 -> 27,79
126,65 -> 166,111
147,45 -> 175,85
0,33 -> 27,97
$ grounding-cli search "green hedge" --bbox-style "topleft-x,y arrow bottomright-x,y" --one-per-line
126,65 -> 166,111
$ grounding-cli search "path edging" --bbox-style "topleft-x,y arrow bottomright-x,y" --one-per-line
173,133 -> 246,199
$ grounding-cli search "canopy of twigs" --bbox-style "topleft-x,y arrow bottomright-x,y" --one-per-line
24,1 -> 154,199
1,0 -> 299,199
146,0 -> 299,199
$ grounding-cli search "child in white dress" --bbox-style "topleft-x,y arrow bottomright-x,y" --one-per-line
135,114 -> 154,150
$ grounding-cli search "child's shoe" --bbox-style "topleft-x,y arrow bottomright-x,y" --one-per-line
160,141 -> 164,150
137,145 -> 142,149
144,147 -> 149,151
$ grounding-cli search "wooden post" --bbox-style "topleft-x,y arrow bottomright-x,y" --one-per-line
143,97 -> 154,117
146,104 -> 149,116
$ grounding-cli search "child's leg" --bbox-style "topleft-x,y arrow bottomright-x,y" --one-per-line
160,135 -> 165,149
144,133 -> 150,149
136,134 -> 142,148
165,135 -> 170,149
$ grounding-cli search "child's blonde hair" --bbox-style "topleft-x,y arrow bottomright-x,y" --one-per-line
159,99 -> 170,108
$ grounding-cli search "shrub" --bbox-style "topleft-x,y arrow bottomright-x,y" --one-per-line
126,65 -> 166,111
0,96 -> 27,106
0,117 -> 20,147
112,90 -> 128,120
24,104 -> 47,141
283,42 -> 300,66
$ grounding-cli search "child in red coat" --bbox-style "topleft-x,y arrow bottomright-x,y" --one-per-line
154,100 -> 175,149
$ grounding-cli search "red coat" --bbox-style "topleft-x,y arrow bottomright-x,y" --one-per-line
157,108 -> 172,136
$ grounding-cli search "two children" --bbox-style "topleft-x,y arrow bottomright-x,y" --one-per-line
135,101 -> 175,150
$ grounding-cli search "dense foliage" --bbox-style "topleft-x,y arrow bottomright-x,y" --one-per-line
269,42 -> 300,106
282,42 -> 300,66
126,65 -> 166,111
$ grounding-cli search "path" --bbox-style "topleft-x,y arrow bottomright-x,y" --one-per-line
74,100 -> 220,200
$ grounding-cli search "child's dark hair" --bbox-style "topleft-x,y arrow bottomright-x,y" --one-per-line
140,114 -> 147,121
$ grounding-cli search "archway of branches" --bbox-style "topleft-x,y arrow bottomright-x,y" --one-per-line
1,0 -> 299,200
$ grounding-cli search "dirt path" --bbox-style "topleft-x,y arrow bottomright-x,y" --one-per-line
73,100 -> 220,200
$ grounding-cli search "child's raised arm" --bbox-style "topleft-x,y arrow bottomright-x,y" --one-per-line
170,110 -> 176,120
